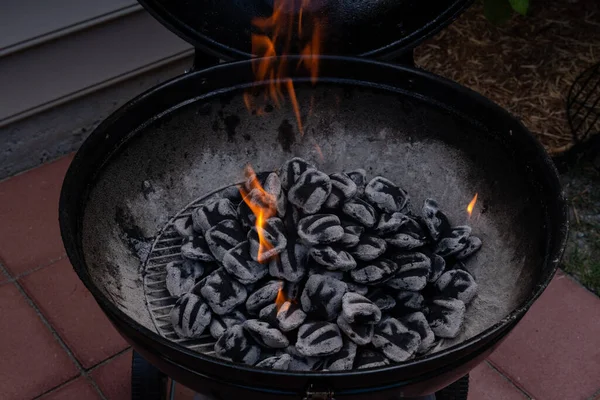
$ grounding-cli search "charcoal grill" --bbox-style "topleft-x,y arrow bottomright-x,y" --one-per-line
58,1 -> 568,399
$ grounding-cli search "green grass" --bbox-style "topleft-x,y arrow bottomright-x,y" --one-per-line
562,246 -> 600,295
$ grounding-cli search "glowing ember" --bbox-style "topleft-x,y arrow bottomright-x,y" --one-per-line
243,0 -> 324,135
467,193 -> 478,217
239,165 -> 277,262
275,287 -> 287,312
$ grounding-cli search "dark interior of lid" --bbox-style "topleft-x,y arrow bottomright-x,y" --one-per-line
139,0 -> 472,60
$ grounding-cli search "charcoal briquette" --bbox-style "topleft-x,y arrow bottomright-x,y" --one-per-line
372,317 -> 421,362
354,349 -> 389,369
285,345 -> 320,371
219,185 -> 243,203
309,246 -> 357,271
222,241 -> 268,285
258,303 -> 279,327
428,253 -> 446,283
342,198 -> 378,228
349,258 -> 398,286
346,169 -> 367,196
427,297 -> 466,338
336,314 -> 374,345
198,268 -> 248,315
209,310 -> 246,340
394,291 -> 424,315
364,177 -> 410,214
384,217 -> 427,250
297,214 -> 344,245
181,235 -> 215,262
351,235 -> 387,262
435,226 -> 472,257
205,219 -> 246,261
269,242 -> 309,283
192,199 -> 238,234
214,325 -> 261,365
288,169 -> 332,214
173,216 -> 194,237
386,252 -> 431,291
346,282 -> 369,296
401,312 -> 435,353
324,173 -> 358,209
279,157 -> 316,190
337,222 -> 363,248
374,212 -> 409,236
367,289 -> 397,311
323,340 -> 357,371
255,353 -> 292,370
166,259 -> 205,297
309,266 -> 345,280
421,199 -> 450,241
296,321 -> 343,357
246,280 -> 284,315
264,172 -> 287,218
248,217 -> 287,262
277,301 -> 307,332
342,292 -> 381,325
237,188 -> 273,229
435,269 -> 478,304
456,236 -> 482,260
169,293 -> 212,339
300,274 -> 347,321
244,319 -> 289,349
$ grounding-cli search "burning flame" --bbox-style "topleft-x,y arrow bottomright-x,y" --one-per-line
239,165 -> 277,262
244,0 -> 324,135
467,193 -> 478,217
275,287 -> 287,312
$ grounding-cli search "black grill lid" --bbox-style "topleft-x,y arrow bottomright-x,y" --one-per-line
138,0 -> 472,61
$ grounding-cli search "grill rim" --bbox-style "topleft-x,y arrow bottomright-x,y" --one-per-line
59,55 -> 568,389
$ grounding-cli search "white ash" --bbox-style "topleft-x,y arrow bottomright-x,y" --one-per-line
166,157 -> 482,371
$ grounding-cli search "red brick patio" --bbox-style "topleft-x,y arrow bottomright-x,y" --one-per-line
1,155 -> 599,400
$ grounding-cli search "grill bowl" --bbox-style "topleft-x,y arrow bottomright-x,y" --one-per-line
59,56 -> 567,398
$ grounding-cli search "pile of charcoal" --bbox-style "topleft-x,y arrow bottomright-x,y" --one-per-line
165,158 -> 481,371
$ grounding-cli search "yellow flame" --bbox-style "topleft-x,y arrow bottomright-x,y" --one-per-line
467,193 -> 478,217
275,288 -> 287,312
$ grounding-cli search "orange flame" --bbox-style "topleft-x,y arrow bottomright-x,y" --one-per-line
275,287 -> 287,312
243,0 -> 324,135
467,193 -> 478,217
239,165 -> 277,262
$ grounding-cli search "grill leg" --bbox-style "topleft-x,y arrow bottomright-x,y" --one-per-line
434,374 -> 469,400
131,351 -> 169,400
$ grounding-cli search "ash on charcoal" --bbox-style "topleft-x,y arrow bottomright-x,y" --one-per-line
192,199 -> 238,234
246,280 -> 283,315
341,292 -> 381,325
351,235 -> 387,262
279,157 -> 316,190
301,274 -> 347,321
205,219 -> 246,261
248,217 -> 287,262
209,310 -> 246,340
367,289 -> 396,311
173,216 -> 194,237
297,214 -> 344,245
269,242 -> 309,283
324,173 -> 358,209
222,241 -> 268,285
215,325 -> 261,365
170,293 -> 212,339
427,297 -> 466,338
346,169 -> 367,196
264,172 -> 287,218
402,312 -> 435,353
324,340 -> 357,371
372,317 -> 421,362
165,259 -> 205,297
342,198 -> 378,228
244,319 -> 289,349
428,253 -> 446,283
296,321 -> 343,357
346,282 -> 369,296
309,246 -> 357,271
309,267 -> 344,280
350,258 -> 398,286
198,268 -> 247,315
181,236 -> 215,262
285,345 -> 320,371
258,303 -> 279,326
435,269 -> 478,304
365,177 -> 410,214
219,185 -> 243,203
374,212 -> 409,236
456,236 -> 482,260
421,199 -> 450,241
288,170 -> 332,214
354,349 -> 389,369
277,301 -> 307,332
256,353 -> 292,370
386,253 -> 431,291
394,291 -> 424,315
435,226 -> 472,258
336,314 -> 374,345
238,188 -> 272,229
338,222 -> 363,248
